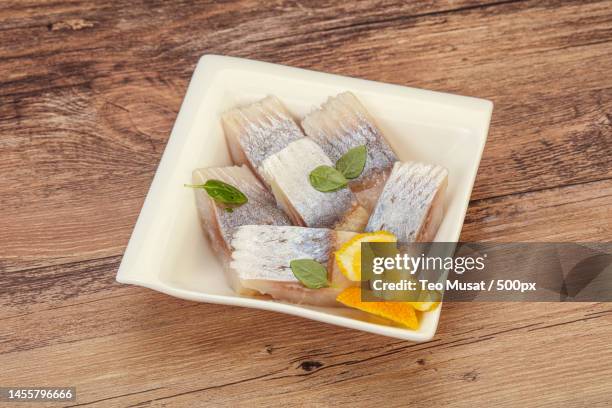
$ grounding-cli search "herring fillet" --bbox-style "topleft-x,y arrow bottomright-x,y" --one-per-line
230,225 -> 357,306
221,96 -> 303,181
192,165 -> 291,270
301,92 -> 397,210
221,96 -> 368,230
366,161 -> 448,242
261,137 -> 367,230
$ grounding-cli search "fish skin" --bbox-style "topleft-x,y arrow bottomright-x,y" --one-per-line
221,96 -> 366,231
230,225 -> 356,306
192,165 -> 291,263
231,226 -> 332,282
222,96 -> 304,179
366,161 -> 448,242
260,138 -> 362,229
301,92 -> 397,208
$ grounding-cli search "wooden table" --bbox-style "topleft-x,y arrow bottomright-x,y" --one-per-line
1,1 -> 611,406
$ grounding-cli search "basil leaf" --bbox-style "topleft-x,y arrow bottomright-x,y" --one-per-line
290,259 -> 329,289
309,165 -> 348,192
185,179 -> 248,209
336,145 -> 367,179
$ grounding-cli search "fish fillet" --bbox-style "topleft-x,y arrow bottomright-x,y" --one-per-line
192,165 -> 291,270
222,96 -> 368,230
302,92 -> 397,211
230,225 -> 357,306
365,161 -> 448,242
222,96 -> 303,181
261,138 -> 368,230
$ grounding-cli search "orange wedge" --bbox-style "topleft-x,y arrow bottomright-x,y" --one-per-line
335,231 -> 396,281
336,287 -> 419,329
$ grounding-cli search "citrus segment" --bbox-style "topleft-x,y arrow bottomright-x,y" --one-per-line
409,301 -> 439,312
335,231 -> 396,281
336,287 -> 419,329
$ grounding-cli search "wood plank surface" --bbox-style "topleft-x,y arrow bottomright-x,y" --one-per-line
0,0 -> 611,406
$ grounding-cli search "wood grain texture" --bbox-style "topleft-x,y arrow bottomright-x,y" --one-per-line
0,0 -> 611,406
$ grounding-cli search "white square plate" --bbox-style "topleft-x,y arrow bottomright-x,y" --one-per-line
116,55 -> 493,341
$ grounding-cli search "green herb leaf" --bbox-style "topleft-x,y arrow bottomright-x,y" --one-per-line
185,179 -> 248,210
336,145 -> 367,179
290,259 -> 329,289
309,165 -> 348,192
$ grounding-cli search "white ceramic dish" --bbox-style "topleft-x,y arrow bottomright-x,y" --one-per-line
116,55 -> 493,341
